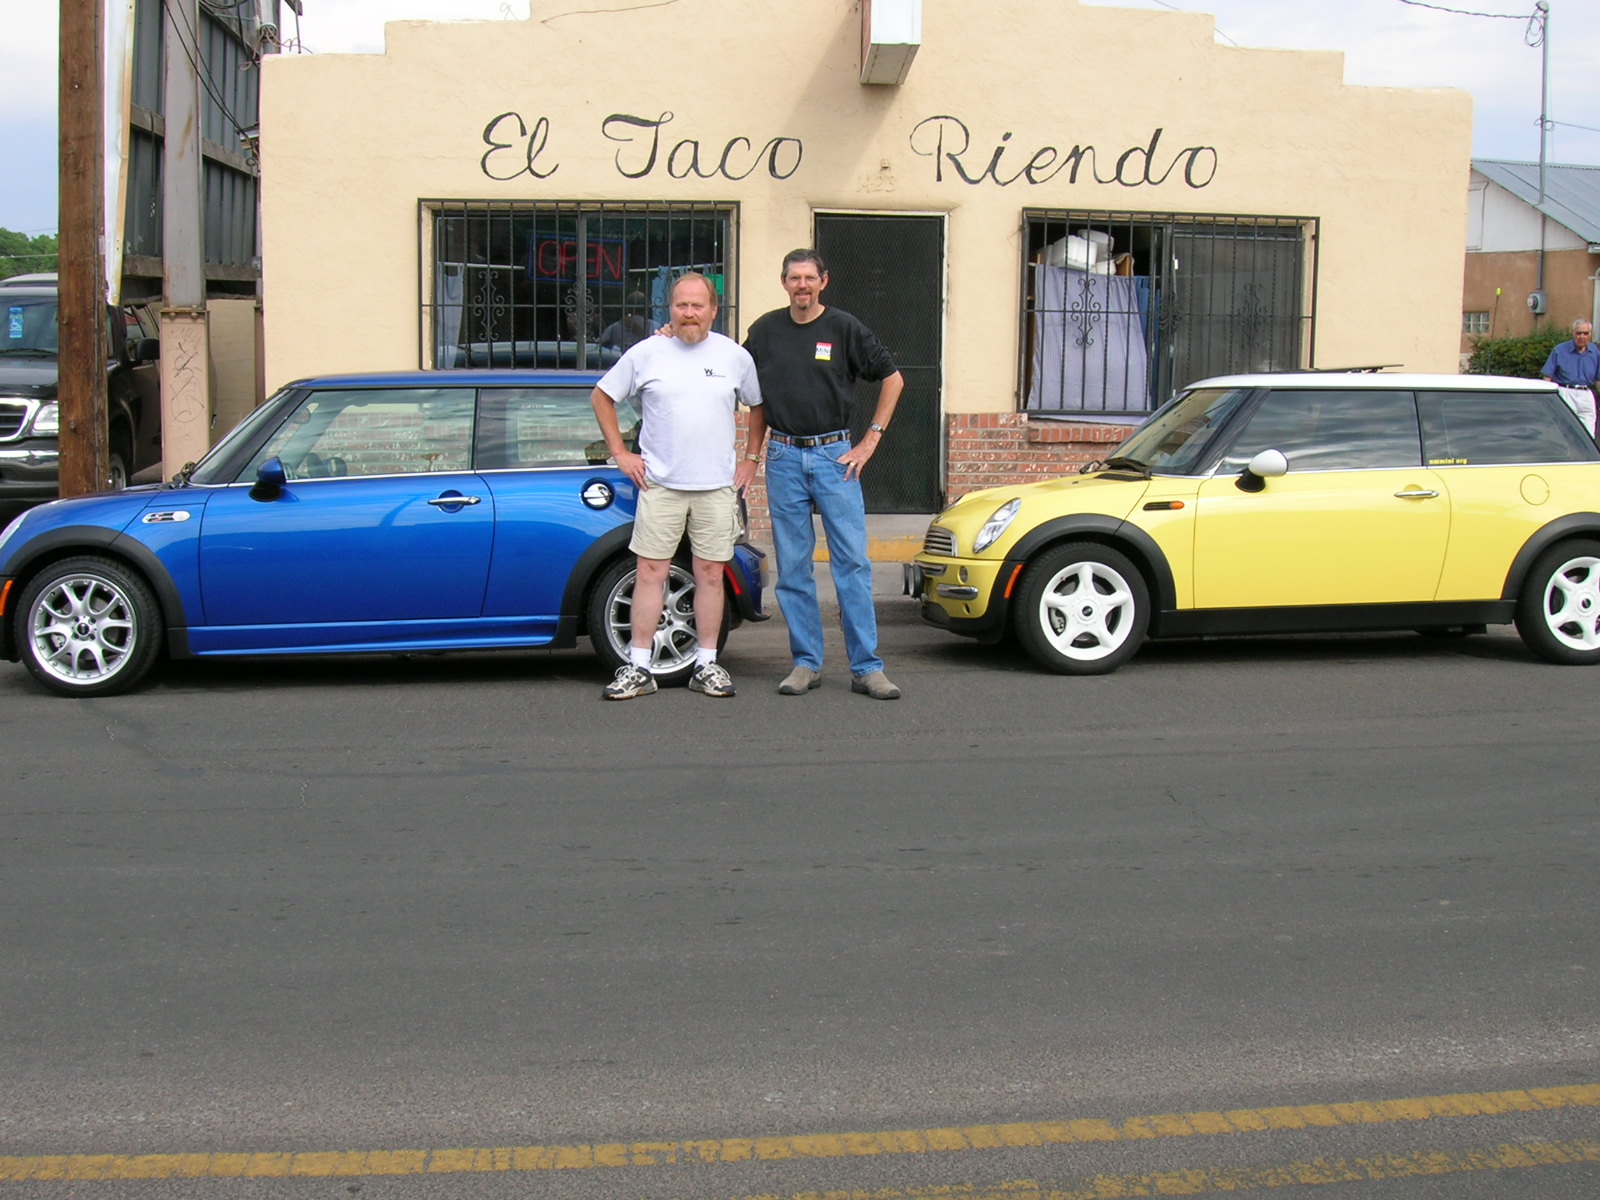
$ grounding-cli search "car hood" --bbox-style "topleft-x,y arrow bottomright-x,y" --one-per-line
0,358 -> 59,398
931,472 -> 1152,557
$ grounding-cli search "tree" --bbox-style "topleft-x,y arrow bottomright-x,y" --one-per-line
0,228 -> 60,280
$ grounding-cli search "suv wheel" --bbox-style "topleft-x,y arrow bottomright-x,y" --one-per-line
588,557 -> 727,687
1013,542 -> 1149,675
16,556 -> 164,696
1514,540 -> 1600,665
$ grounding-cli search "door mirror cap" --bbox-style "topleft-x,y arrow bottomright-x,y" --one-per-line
1237,448 -> 1288,493
250,456 -> 287,501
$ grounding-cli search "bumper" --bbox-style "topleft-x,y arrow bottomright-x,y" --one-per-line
0,442 -> 61,519
904,555 -> 1014,643
728,542 -> 771,623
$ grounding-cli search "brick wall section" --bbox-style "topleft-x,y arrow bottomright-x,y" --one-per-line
737,412 -> 1138,540
946,414 -> 1136,502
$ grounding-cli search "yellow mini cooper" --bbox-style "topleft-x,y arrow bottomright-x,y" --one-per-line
906,373 -> 1600,674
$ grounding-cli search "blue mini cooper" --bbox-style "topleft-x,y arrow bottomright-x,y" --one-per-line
0,371 -> 767,696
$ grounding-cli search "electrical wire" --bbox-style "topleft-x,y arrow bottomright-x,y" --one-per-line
1394,0 -> 1535,17
160,0 -> 257,146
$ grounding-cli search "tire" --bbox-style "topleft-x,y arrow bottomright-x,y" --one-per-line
15,556 -> 164,696
587,556 -> 729,687
1012,542 -> 1149,675
108,427 -> 133,490
1514,539 -> 1600,665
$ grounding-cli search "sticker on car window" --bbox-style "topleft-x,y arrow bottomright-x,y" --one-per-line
7,307 -> 21,340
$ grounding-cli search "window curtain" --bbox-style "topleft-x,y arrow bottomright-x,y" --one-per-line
1027,265 -> 1150,412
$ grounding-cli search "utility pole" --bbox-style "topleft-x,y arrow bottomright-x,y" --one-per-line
58,0 -> 111,497
1535,1 -> 1550,304
160,0 -> 214,474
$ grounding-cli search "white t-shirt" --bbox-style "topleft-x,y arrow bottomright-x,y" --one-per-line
597,331 -> 762,490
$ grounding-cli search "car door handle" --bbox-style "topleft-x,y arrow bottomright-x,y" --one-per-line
427,494 -> 482,507
1394,489 -> 1440,500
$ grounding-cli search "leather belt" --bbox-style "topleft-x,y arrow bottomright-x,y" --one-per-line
771,430 -> 850,448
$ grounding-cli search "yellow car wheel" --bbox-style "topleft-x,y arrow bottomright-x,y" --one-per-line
1013,542 -> 1149,675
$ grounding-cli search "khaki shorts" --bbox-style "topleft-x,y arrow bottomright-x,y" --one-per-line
630,481 -> 741,562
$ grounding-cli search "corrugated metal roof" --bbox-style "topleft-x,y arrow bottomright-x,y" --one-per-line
1474,159 -> 1600,246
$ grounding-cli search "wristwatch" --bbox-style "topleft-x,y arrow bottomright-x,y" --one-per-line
869,422 -> 887,434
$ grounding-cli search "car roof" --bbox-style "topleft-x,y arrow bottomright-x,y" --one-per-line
1185,372 -> 1560,392
284,369 -> 608,389
0,272 -> 58,288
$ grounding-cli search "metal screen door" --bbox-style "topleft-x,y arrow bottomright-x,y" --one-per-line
814,214 -> 943,512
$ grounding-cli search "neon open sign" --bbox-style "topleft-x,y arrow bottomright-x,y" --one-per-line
526,237 -> 627,284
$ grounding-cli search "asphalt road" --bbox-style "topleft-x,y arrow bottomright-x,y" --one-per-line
1,588 -> 1595,1198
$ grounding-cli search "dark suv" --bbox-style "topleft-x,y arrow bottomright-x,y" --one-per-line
0,276 -> 162,521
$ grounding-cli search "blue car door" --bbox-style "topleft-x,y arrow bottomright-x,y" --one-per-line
194,386 -> 494,651
473,384 -> 640,634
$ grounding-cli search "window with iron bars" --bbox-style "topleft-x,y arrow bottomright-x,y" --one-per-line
1021,210 -> 1316,417
423,201 -> 737,371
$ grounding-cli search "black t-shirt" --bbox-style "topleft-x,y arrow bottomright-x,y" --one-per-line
743,307 -> 897,436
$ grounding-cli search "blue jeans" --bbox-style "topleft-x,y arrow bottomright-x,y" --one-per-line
764,436 -> 882,677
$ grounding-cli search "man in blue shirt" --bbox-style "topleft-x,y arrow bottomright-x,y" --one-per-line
1542,319 -> 1599,388
1542,320 -> 1598,435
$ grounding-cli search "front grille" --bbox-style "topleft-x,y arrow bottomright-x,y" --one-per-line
922,526 -> 957,556
0,401 -> 30,441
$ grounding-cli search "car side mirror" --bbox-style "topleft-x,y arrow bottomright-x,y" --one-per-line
132,336 -> 160,364
1237,448 -> 1288,493
250,456 -> 288,501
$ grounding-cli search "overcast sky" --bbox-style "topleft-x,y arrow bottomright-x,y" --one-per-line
2,0 -> 1593,237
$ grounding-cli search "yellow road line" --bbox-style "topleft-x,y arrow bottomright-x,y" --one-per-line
1,1084 -> 1596,1183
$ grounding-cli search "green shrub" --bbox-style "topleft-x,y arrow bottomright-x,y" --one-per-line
1466,329 -> 1565,379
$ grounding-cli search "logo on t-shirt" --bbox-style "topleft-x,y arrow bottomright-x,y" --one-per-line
815,342 -> 833,362
704,368 -> 724,378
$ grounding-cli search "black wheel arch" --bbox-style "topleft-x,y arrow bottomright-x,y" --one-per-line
1501,513 -> 1600,602
1,527 -> 191,662
1000,515 -> 1179,631
562,523 -> 760,638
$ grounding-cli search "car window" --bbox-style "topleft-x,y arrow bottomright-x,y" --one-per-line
244,388 -> 477,480
1220,389 -> 1421,472
1419,390 -> 1599,465
475,386 -> 640,469
1115,387 -> 1252,475
2,296 -> 58,355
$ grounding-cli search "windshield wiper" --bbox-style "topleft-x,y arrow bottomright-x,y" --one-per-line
1096,455 -> 1151,477
0,347 -> 55,358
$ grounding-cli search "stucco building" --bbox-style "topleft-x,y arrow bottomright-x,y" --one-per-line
259,0 -> 1471,515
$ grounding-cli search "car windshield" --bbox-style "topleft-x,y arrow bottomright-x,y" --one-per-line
2,296 -> 59,357
1107,387 -> 1252,475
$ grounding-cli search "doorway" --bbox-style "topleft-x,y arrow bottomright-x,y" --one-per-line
814,214 -> 944,512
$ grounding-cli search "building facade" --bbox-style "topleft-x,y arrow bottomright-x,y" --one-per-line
1462,160 -> 1600,360
259,0 -> 1470,514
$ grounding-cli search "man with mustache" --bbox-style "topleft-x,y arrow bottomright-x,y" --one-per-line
742,249 -> 905,700
592,273 -> 764,699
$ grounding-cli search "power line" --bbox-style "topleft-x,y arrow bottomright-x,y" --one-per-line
160,0 -> 257,145
1394,0 -> 1534,17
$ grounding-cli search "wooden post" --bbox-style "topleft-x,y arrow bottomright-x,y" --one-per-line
58,0 -> 111,497
160,0 -> 214,474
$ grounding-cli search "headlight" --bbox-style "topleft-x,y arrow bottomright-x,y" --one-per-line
973,498 -> 1021,553
30,400 -> 59,436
